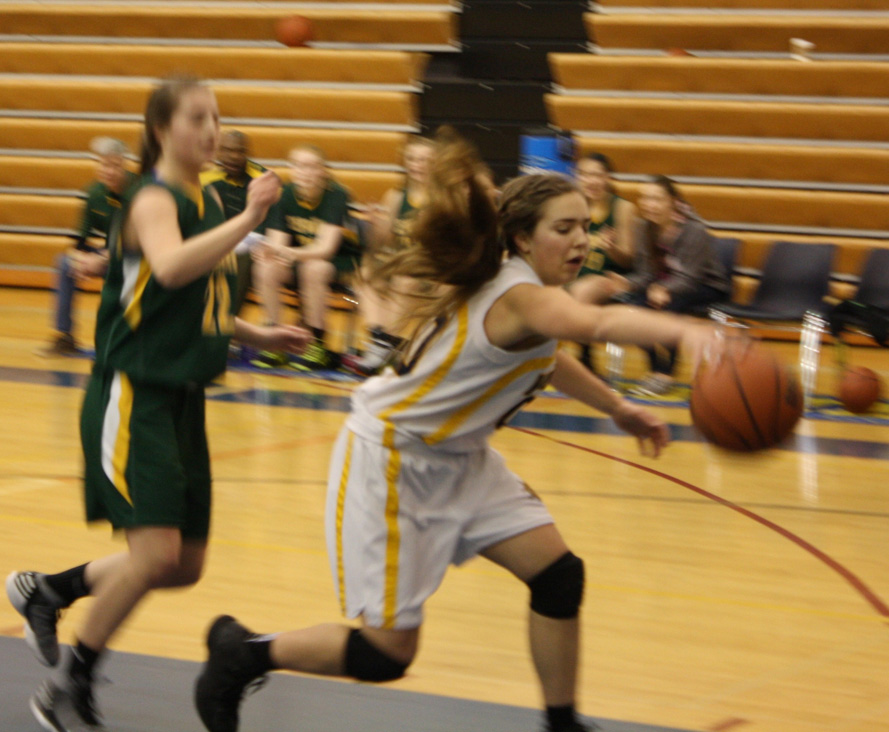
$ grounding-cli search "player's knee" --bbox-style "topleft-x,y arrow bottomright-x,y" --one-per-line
344,629 -> 410,682
526,551 -> 585,619
141,552 -> 182,588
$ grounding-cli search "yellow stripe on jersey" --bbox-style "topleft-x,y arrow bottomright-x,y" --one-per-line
377,304 -> 470,425
202,273 -> 217,335
182,182 -> 205,219
122,259 -> 151,331
381,425 -> 402,628
423,355 -> 556,446
199,168 -> 226,186
111,372 -> 134,505
335,431 -> 354,616
374,304 -> 470,627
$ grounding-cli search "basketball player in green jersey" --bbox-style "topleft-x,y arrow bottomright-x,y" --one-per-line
569,153 -> 637,370
345,136 -> 435,376
6,78 -> 309,732
255,144 -> 362,370
200,130 -> 268,314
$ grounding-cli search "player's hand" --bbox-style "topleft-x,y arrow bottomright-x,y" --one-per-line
261,324 -> 312,353
611,399 -> 670,458
70,250 -> 108,279
599,225 -> 617,252
680,322 -> 740,374
245,172 -> 281,221
606,272 -> 631,295
252,239 -> 292,267
646,283 -> 671,309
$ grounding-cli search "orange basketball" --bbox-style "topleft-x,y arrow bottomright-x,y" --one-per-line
275,15 -> 314,47
690,345 -> 803,451
838,366 -> 882,414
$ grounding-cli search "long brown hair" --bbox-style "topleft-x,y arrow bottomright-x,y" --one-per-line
369,133 -> 500,326
643,175 -> 686,268
499,173 -> 581,256
139,76 -> 206,174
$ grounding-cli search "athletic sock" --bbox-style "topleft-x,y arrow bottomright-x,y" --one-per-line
546,703 -> 578,732
244,635 -> 278,675
44,564 -> 90,607
68,639 -> 102,682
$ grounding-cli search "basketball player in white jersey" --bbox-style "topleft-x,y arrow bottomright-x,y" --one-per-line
194,138 -> 719,732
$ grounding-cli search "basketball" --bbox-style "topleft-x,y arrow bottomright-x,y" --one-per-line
838,365 -> 882,414
689,345 -> 803,451
275,15 -> 314,47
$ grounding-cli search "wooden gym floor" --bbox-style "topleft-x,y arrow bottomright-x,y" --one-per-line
0,287 -> 888,732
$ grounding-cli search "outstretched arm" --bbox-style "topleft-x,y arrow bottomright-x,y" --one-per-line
550,350 -> 670,457
234,318 -> 312,352
492,282 -> 716,369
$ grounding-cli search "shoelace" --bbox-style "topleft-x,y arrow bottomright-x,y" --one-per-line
242,675 -> 268,699
222,674 -> 268,710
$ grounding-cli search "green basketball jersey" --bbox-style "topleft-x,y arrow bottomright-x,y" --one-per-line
76,172 -> 138,250
390,188 -> 421,253
581,193 -> 630,276
267,180 -> 361,263
200,160 -> 267,232
94,175 -> 236,386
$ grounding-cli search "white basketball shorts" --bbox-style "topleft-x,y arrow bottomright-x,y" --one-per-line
325,425 -> 553,630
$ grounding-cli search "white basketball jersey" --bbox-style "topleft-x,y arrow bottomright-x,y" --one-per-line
348,256 -> 557,452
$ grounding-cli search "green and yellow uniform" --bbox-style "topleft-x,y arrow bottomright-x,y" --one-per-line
200,160 -> 267,311
389,188 -> 422,253
267,180 -> 362,275
81,175 -> 235,538
200,160 -> 267,230
75,173 -> 137,252
579,193 -> 630,277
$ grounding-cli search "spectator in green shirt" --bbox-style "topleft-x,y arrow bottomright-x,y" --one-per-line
255,144 -> 361,370
200,130 -> 268,314
36,137 -> 136,357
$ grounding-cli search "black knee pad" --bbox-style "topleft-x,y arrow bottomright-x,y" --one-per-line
344,629 -> 409,682
526,551 -> 585,619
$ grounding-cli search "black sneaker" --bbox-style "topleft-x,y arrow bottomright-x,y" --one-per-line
35,334 -> 79,358
194,615 -> 267,732
30,677 -> 105,732
6,571 -> 64,666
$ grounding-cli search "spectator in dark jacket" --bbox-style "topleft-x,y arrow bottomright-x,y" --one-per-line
613,176 -> 729,395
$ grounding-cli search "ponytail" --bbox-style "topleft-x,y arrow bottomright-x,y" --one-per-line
369,134 -> 500,326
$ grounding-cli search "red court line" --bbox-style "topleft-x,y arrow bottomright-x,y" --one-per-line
512,426 -> 889,622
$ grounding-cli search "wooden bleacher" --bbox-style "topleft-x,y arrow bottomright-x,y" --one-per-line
0,5 -> 455,47
586,15 -> 889,57
0,1 -> 455,288
548,0 -> 889,338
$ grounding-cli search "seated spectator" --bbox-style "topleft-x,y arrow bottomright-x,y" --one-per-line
254,145 -> 362,370
200,130 -> 268,315
613,176 -> 729,395
568,152 -> 637,370
346,135 -> 435,375
36,137 -> 136,356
